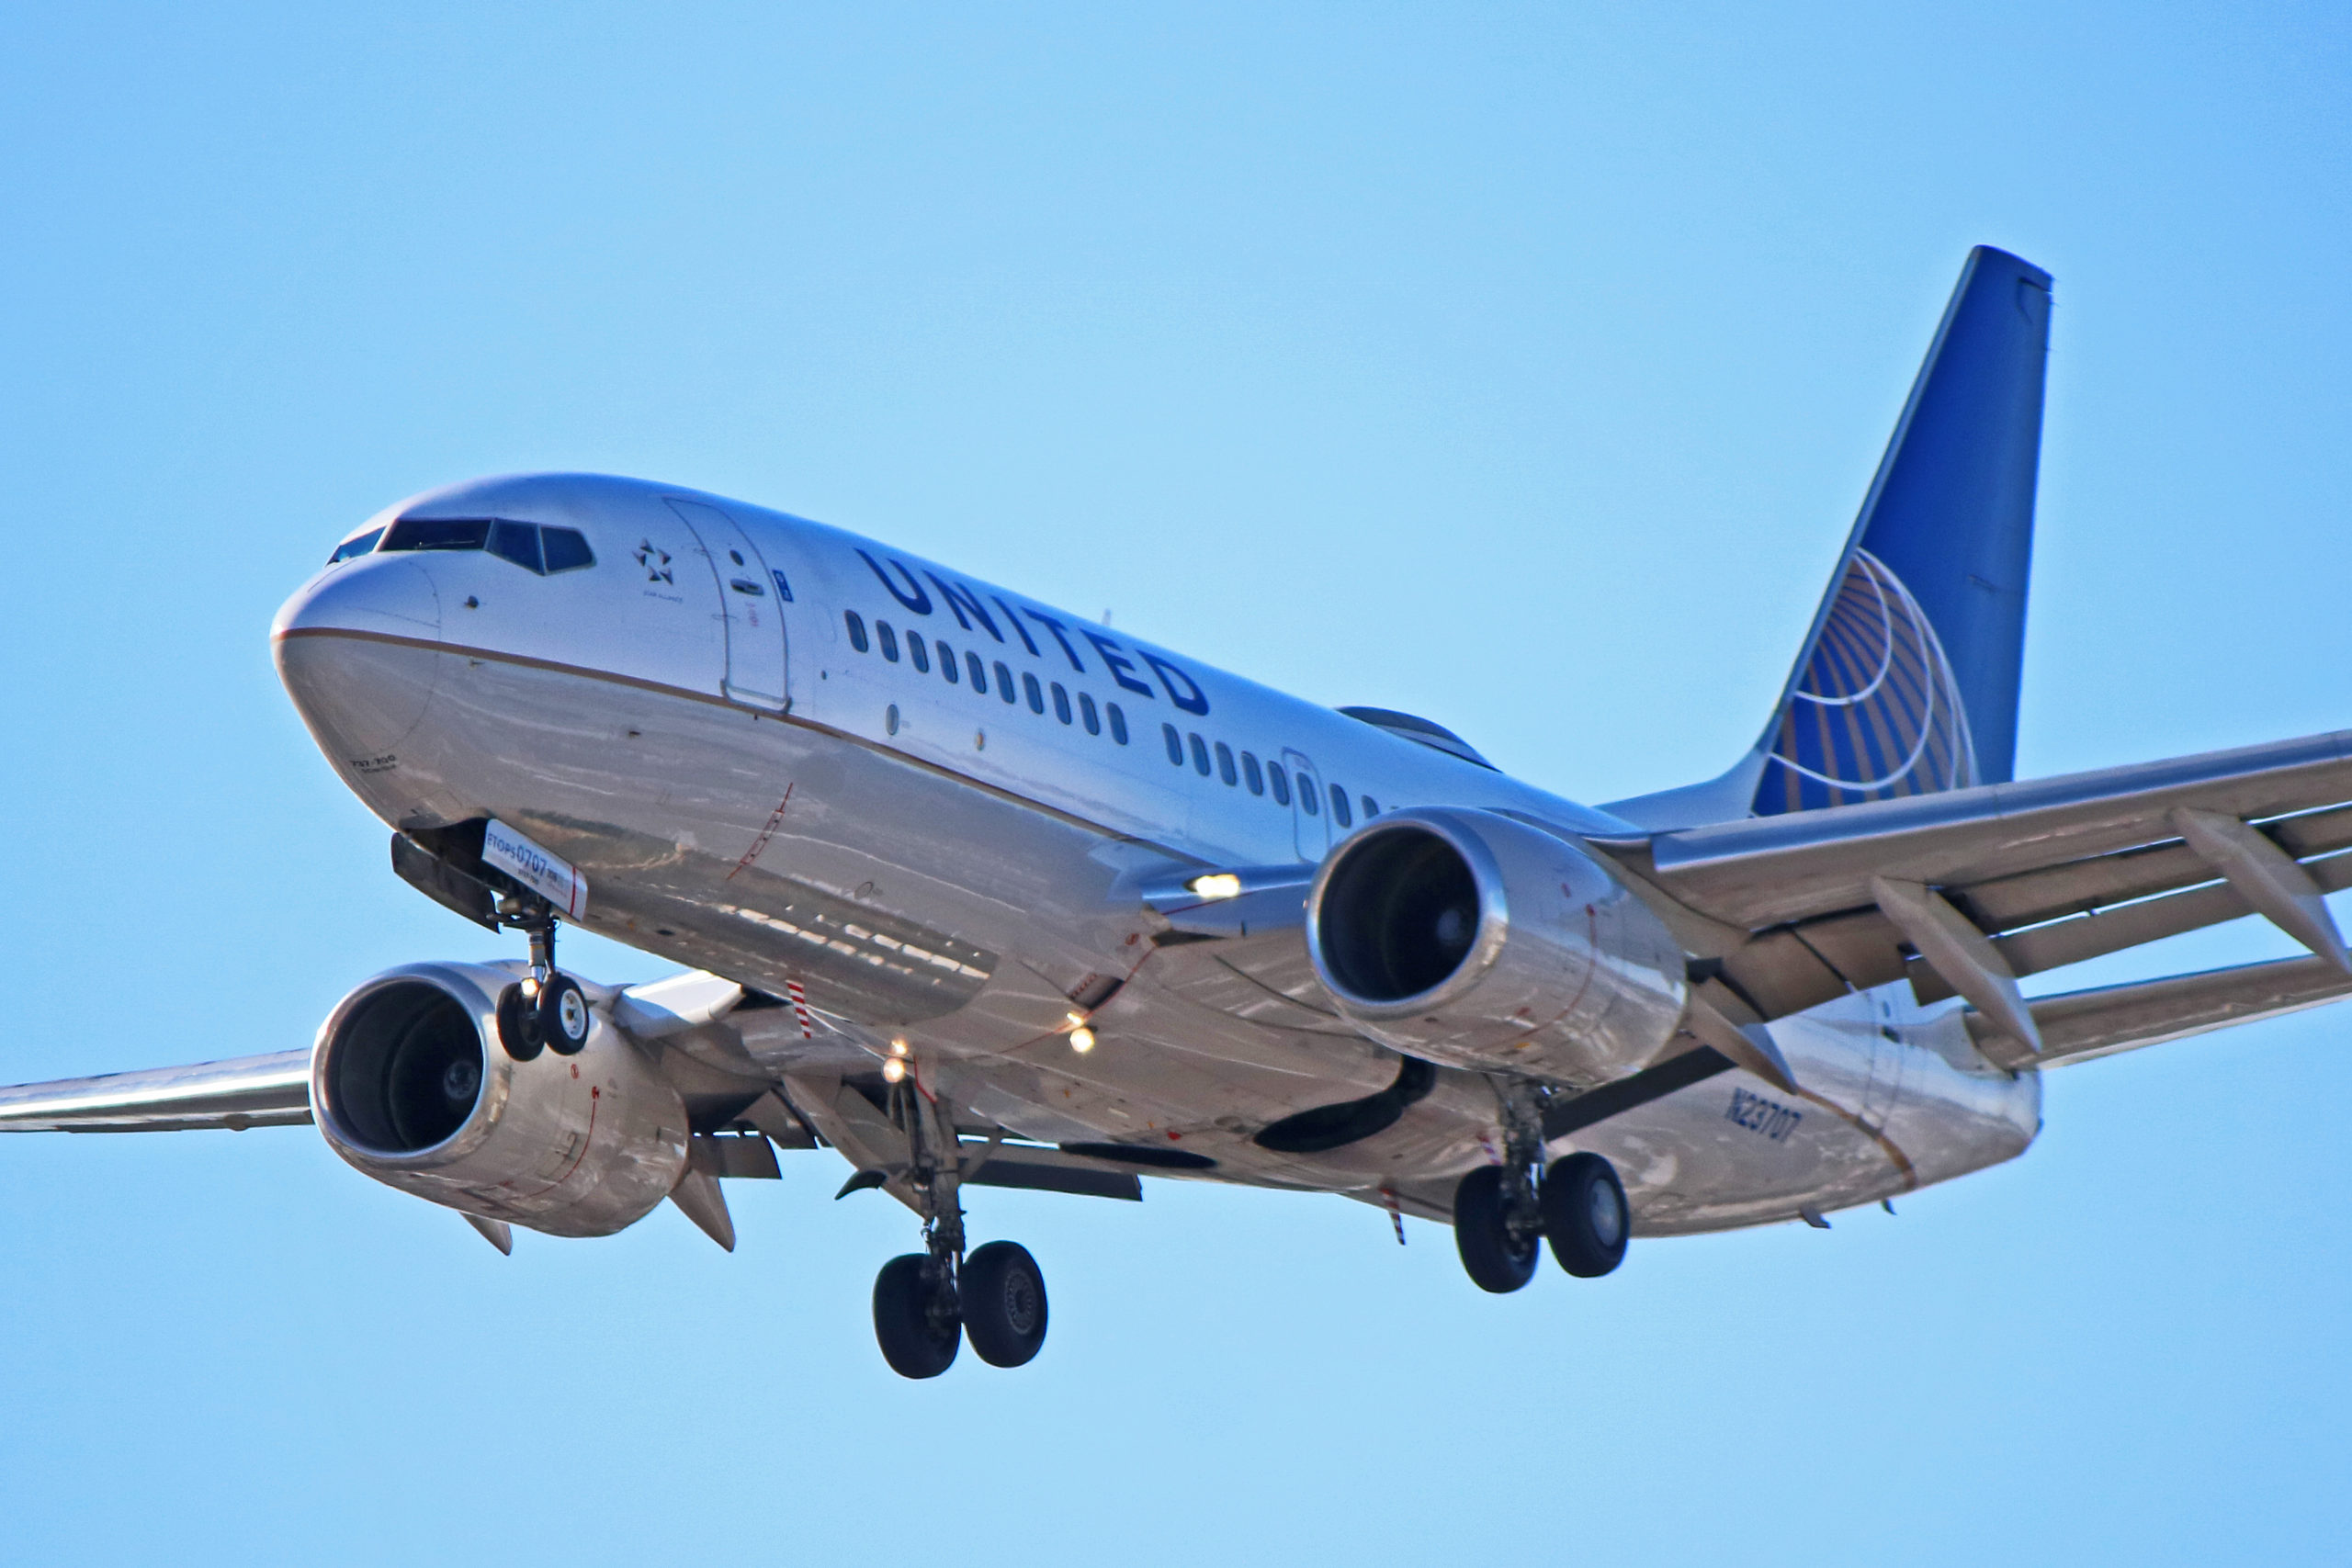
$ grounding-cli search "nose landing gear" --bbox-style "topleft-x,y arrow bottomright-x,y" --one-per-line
492,900 -> 591,1061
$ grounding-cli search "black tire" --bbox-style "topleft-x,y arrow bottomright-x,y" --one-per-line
961,1241 -> 1048,1368
873,1253 -> 960,1379
1542,1152 -> 1630,1278
495,984 -> 544,1062
538,975 -> 592,1056
1453,1166 -> 1539,1293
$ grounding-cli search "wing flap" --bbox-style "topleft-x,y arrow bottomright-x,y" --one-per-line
0,1050 -> 312,1133
1596,729 -> 2352,1028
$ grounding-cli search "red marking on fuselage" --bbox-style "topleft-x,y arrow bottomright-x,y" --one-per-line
727,783 -> 796,882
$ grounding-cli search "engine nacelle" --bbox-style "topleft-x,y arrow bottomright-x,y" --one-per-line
311,962 -> 689,1237
1306,808 -> 1689,1087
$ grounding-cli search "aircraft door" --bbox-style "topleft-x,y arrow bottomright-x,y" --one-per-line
1284,748 -> 1329,863
663,498 -> 789,712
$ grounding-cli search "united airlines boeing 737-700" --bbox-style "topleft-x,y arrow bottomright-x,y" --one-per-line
9,247 -> 2342,1378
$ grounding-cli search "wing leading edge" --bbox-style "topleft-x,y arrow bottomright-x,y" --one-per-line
0,1051 -> 312,1133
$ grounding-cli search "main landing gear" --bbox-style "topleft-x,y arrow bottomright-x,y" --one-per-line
868,1077 -> 1049,1379
1453,1084 -> 1629,1292
492,898 -> 591,1062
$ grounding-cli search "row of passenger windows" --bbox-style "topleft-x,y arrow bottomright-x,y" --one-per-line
844,610 -> 1131,743
845,606 -> 1381,830
1159,725 -> 1377,827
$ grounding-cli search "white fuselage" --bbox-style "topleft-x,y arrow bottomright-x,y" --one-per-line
273,472 -> 2040,1234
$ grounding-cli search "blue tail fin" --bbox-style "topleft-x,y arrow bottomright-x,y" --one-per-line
1608,246 -> 2052,829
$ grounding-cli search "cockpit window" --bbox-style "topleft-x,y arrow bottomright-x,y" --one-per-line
378,517 -> 595,575
488,520 -> 543,573
541,527 -> 594,572
327,527 -> 384,564
382,518 -> 492,552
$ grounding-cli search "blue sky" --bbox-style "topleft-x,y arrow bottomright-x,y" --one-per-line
3,4 -> 2348,1562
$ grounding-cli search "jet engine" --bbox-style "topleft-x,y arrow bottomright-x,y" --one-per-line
1305,808 -> 1689,1087
311,962 -> 689,1237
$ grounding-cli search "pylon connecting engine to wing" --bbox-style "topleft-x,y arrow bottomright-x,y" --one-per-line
1305,808 -> 1689,1086
310,962 -> 691,1237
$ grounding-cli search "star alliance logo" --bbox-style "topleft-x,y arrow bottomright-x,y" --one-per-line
635,540 -> 674,584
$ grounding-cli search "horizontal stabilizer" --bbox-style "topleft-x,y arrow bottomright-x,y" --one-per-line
1966,954 -> 2352,1069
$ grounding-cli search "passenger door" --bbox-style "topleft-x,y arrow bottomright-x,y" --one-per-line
663,498 -> 788,712
1284,748 -> 1328,863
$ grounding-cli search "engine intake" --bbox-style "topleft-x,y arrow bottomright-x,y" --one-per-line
1306,808 -> 1688,1086
311,963 -> 689,1237
324,981 -> 483,1154
1315,825 -> 1491,1003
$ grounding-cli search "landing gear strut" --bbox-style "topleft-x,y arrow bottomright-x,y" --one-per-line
1453,1079 -> 1549,1292
1454,1081 -> 1632,1289
492,897 -> 590,1061
868,1077 -> 1049,1378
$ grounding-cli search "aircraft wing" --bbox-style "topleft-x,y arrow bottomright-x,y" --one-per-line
1593,728 -> 2352,1064
0,1051 -> 313,1133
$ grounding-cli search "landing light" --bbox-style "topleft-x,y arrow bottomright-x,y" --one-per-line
882,1057 -> 908,1084
1069,1027 -> 1097,1055
1189,874 -> 1243,900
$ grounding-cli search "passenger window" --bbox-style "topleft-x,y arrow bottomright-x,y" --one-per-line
1052,682 -> 1073,724
1023,672 -> 1046,713
1329,785 -> 1352,827
1268,762 -> 1291,806
1189,734 -> 1211,775
878,622 -> 901,662
1163,724 -> 1184,765
327,527 -> 383,564
1108,704 -> 1129,745
845,611 -> 870,653
995,661 -> 1017,704
381,517 -> 491,552
909,636 -> 930,674
1301,780 -> 1319,816
939,641 -> 958,682
1080,693 -> 1100,734
1216,741 -> 1238,786
1241,751 -> 1263,795
542,527 -> 595,572
967,652 -> 988,692
1362,795 -> 1378,818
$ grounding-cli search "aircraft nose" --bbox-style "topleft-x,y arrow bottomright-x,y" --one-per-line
272,554 -> 442,641
273,555 -> 447,771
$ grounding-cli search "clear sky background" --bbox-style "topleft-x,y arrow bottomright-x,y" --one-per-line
3,5 -> 2347,1562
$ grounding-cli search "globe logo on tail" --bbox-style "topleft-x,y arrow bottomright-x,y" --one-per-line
1751,548 -> 1977,817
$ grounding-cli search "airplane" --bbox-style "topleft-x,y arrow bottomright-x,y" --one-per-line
9,245 -> 2347,1380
